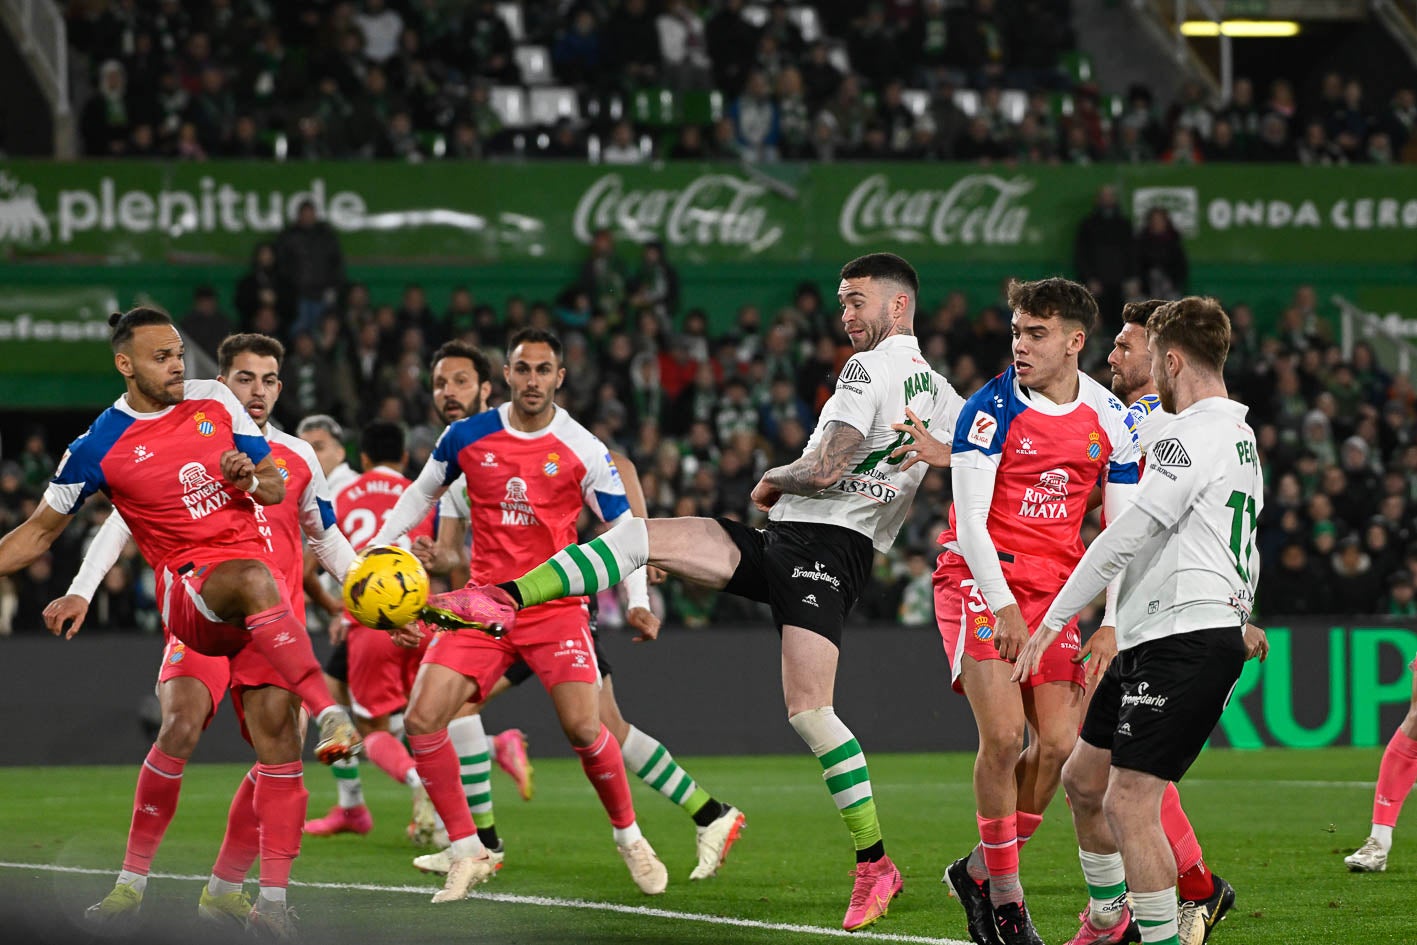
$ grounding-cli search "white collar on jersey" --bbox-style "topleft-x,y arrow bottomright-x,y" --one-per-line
113,392 -> 179,420
1012,369 -> 1090,416
496,401 -> 564,440
1173,395 -> 1249,422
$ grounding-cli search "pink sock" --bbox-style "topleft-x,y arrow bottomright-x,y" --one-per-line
211,768 -> 260,884
254,762 -> 307,891
1162,781 -> 1204,874
1016,810 -> 1044,848
245,605 -> 334,716
1375,730 -> 1417,827
573,725 -> 635,829
977,812 -> 1022,905
121,747 -> 186,874
408,731 -> 475,842
363,731 -> 417,785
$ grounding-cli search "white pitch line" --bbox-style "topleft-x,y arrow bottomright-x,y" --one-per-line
0,861 -> 971,945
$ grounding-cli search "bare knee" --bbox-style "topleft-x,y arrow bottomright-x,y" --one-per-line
1035,731 -> 1077,774
977,724 -> 1026,766
1063,753 -> 1105,809
233,561 -> 283,610
155,712 -> 204,758
403,705 -> 440,738
561,708 -> 603,748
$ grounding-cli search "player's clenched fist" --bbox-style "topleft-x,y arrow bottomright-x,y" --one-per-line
219,449 -> 256,489
992,603 -> 1030,663
43,594 -> 90,639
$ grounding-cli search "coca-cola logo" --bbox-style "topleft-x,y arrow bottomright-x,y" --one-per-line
572,173 -> 783,252
838,173 -> 1035,246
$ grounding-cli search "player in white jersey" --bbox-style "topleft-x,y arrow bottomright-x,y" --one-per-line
417,253 -> 965,932
1014,298 -> 1262,945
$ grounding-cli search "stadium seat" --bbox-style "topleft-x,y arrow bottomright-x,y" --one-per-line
952,88 -> 980,117
632,88 -> 678,127
900,89 -> 930,118
515,45 -> 553,86
490,86 -> 529,127
681,89 -> 723,125
496,3 -> 524,41
530,86 -> 581,126
999,89 -> 1028,123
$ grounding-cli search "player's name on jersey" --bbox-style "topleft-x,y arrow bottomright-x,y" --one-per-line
341,479 -> 406,502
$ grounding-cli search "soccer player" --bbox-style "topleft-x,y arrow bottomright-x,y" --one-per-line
417,427 -> 746,881
1073,299 -> 1240,945
1347,672 -> 1417,873
28,321 -> 359,934
1014,296 -> 1262,945
318,340 -> 529,856
413,254 -> 965,930
302,420 -> 438,844
367,328 -> 670,902
934,278 -> 1140,945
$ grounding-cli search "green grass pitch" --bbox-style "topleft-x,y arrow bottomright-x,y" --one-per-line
0,748 -> 1408,944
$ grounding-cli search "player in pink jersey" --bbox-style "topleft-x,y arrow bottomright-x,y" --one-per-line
409,342 -> 744,882
367,328 -> 668,902
896,279 -> 1141,945
304,419 -> 438,843
42,330 -> 360,936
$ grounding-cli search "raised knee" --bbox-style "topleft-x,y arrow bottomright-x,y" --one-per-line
563,716 -> 602,749
402,708 -> 437,738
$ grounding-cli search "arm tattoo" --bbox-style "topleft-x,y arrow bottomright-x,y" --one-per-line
763,421 -> 865,496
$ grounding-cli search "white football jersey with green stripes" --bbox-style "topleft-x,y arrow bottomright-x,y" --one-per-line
772,335 -> 964,554
1115,397 -> 1263,650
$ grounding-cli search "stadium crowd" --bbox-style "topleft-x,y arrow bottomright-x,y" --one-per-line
63,0 -> 1417,164
4,205 -> 1417,631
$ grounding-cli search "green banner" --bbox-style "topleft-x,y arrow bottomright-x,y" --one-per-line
0,285 -> 121,407
3,161 -> 1416,267
1216,623 -> 1417,750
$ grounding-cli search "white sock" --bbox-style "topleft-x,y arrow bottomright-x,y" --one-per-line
116,870 -> 147,892
1372,823 -> 1394,851
450,834 -> 488,859
207,875 -> 243,896
332,757 -> 363,808
405,769 -> 423,789
448,714 -> 494,827
1079,849 -> 1128,928
613,822 -> 643,847
1131,887 -> 1178,944
389,711 -> 406,742
257,886 -> 286,904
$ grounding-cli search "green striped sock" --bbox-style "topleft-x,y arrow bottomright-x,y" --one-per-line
1132,888 -> 1180,945
332,757 -> 363,808
1079,849 -> 1128,924
448,715 -> 495,828
514,520 -> 648,607
789,708 -> 882,852
621,725 -> 708,813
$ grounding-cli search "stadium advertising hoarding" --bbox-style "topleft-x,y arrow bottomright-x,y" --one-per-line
0,621 -> 1410,764
3,162 -> 1417,266
0,285 -> 121,407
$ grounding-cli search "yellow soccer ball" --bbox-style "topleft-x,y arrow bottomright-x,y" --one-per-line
343,545 -> 430,630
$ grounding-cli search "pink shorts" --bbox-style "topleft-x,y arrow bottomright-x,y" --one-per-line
156,632 -> 231,730
422,598 -> 597,701
349,619 -> 430,720
933,549 -> 1085,693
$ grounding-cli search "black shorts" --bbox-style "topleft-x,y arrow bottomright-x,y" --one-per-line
504,596 -> 611,686
717,518 -> 874,647
1080,626 -> 1246,783
323,639 -> 348,683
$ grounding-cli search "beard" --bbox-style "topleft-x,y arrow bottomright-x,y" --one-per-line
1110,367 -> 1148,404
1155,373 -> 1176,414
134,371 -> 183,406
438,394 -> 483,425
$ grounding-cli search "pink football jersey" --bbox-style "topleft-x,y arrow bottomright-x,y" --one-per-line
428,405 -> 629,586
44,380 -> 274,573
940,366 -> 1140,567
336,467 -> 435,553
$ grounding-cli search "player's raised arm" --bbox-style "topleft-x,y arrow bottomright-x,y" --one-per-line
44,509 -> 132,638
